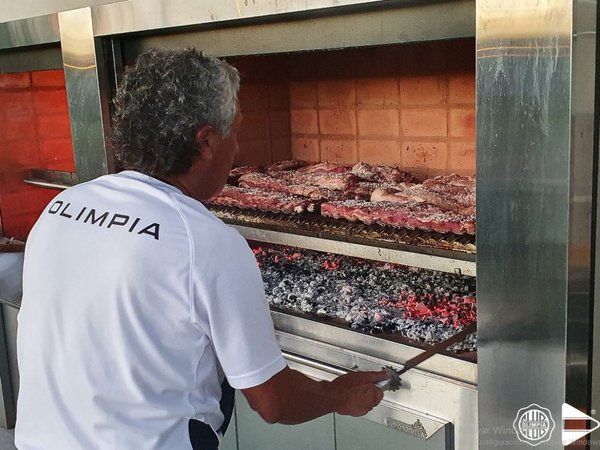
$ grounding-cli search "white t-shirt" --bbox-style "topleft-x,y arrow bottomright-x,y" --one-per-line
15,171 -> 286,450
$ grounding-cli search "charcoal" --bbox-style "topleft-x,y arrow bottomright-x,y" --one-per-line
253,244 -> 477,352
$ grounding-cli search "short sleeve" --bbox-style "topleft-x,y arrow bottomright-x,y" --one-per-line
191,227 -> 286,389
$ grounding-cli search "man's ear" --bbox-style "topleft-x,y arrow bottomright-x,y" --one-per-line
195,125 -> 214,161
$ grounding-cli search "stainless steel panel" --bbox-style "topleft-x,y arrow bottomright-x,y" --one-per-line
0,46 -> 63,73
0,252 -> 22,429
272,312 -> 477,386
0,0 -> 123,26
93,0 -> 473,42
118,1 -> 474,58
281,338 -> 476,449
59,8 -> 113,182
476,0 -> 596,448
235,390 -> 335,450
234,226 -> 476,276
0,14 -> 59,50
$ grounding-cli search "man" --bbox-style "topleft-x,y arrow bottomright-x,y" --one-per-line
15,48 -> 387,450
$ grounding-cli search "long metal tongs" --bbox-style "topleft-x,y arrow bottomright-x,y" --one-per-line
376,322 -> 477,391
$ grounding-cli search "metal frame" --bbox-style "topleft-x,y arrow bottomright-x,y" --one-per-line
58,7 -> 114,182
477,0 -> 597,448
274,311 -> 477,449
234,225 -> 477,276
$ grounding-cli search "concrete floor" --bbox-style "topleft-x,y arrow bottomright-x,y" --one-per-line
0,428 -> 15,450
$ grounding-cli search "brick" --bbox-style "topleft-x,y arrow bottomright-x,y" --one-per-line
291,137 -> 319,162
0,72 -> 31,89
8,139 -> 40,167
356,78 -> 399,107
449,108 -> 475,138
358,139 -> 401,166
268,83 -> 289,110
401,109 -> 447,137
235,139 -> 271,166
290,82 -> 318,108
33,90 -> 69,115
46,159 -> 76,172
31,70 -> 65,88
39,138 -> 73,164
399,76 -> 446,105
0,211 -> 41,240
238,83 -> 268,111
0,169 -> 27,193
320,139 -> 358,165
271,138 -> 292,162
401,141 -> 448,171
357,109 -> 399,137
238,111 -> 270,141
0,115 -> 37,141
269,111 -> 290,138
448,141 -> 476,174
37,114 -> 72,139
318,80 -> 355,108
290,109 -> 318,135
1,189 -> 44,216
319,109 -> 356,135
448,73 -> 475,105
0,92 -> 34,115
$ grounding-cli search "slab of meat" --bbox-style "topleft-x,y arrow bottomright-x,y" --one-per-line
351,162 -> 414,183
206,185 -> 318,214
299,162 -> 352,174
372,184 -> 475,215
321,199 -> 476,235
272,170 -> 359,191
423,174 -> 475,189
228,165 -> 265,185
266,160 -> 311,173
238,172 -> 354,201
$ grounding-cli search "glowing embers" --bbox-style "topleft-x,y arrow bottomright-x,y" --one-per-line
253,244 -> 477,351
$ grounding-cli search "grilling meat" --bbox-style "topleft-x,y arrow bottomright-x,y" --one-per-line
238,172 -> 354,201
299,162 -> 352,174
321,199 -> 476,235
266,159 -> 311,173
206,185 -> 318,214
272,170 -> 359,191
351,162 -> 414,184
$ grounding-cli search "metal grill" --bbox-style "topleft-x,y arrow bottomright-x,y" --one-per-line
207,205 -> 476,255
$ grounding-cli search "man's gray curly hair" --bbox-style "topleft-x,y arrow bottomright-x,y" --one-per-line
111,48 -> 240,176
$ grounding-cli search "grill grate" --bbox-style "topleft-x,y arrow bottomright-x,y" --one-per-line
208,205 -> 476,255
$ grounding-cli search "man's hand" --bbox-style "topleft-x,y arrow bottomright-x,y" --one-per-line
329,370 -> 388,417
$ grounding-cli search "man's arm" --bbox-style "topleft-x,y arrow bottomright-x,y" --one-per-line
241,366 -> 387,424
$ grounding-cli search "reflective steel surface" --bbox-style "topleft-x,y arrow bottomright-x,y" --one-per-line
59,7 -> 113,182
92,0 -> 442,37
276,322 -> 477,449
477,0 -> 597,448
0,14 -> 59,50
234,226 -> 477,276
118,1 -> 474,58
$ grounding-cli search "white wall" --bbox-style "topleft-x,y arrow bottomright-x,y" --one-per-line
0,0 -> 123,24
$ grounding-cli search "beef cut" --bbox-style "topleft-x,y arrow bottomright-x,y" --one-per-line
206,185 -> 318,214
321,199 -> 476,235
351,162 -> 414,183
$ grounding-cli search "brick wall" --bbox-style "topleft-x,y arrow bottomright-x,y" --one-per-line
0,70 -> 74,240
233,39 -> 476,180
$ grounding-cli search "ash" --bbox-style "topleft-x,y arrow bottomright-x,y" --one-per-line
253,244 -> 477,352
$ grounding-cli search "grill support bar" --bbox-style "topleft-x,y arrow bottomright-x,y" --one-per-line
233,225 -> 476,276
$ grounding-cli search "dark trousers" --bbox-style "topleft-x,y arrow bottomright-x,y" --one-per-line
189,379 -> 235,450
